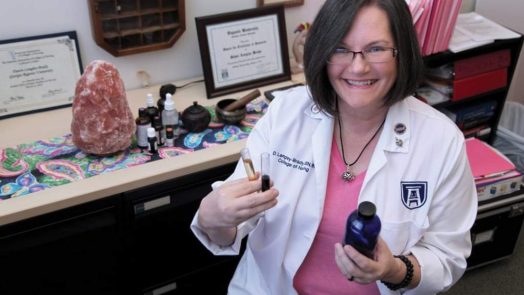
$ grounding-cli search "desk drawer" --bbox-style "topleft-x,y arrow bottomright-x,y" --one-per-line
121,162 -> 237,292
0,197 -> 122,295
468,193 -> 524,269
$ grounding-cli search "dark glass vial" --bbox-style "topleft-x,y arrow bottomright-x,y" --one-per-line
135,107 -> 151,149
152,116 -> 164,146
261,152 -> 270,192
344,201 -> 381,258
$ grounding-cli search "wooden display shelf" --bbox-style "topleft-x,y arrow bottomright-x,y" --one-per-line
88,0 -> 185,56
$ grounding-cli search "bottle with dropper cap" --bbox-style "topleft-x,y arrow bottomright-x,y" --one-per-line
161,93 -> 178,140
135,107 -> 151,150
147,127 -> 158,154
145,93 -> 159,122
158,83 -> 176,116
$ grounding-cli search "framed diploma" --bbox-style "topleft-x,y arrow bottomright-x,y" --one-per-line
196,6 -> 291,98
0,31 -> 83,119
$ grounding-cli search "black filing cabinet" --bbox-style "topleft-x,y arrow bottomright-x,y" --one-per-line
0,197 -> 123,295
468,187 -> 524,269
121,162 -> 240,295
0,162 -> 240,295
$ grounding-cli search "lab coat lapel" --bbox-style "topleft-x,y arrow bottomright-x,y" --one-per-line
362,100 -> 411,191
280,103 -> 333,283
308,104 -> 333,214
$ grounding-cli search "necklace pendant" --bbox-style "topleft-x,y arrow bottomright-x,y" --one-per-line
342,167 -> 355,182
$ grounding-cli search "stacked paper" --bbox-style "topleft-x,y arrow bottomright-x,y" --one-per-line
406,0 -> 462,56
448,12 -> 521,53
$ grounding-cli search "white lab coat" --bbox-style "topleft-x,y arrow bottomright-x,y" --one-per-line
191,86 -> 477,295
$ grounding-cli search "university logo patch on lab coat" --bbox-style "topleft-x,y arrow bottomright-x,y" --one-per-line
401,181 -> 427,209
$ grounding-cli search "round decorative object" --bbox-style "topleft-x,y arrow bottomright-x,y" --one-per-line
181,101 -> 211,133
215,99 -> 247,125
394,123 -> 407,134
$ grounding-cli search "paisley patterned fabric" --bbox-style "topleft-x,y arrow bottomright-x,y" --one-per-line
0,100 -> 267,200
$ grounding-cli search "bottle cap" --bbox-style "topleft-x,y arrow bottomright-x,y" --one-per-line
358,201 -> 376,218
159,83 -> 176,100
146,93 -> 155,107
240,147 -> 251,160
166,127 -> 174,138
138,107 -> 147,117
164,93 -> 175,111
147,127 -> 156,138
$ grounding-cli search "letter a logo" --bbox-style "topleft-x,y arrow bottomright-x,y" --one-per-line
401,181 -> 427,209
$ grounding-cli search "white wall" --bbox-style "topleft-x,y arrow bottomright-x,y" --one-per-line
0,0 -> 498,94
0,0 -> 324,91
476,0 -> 524,103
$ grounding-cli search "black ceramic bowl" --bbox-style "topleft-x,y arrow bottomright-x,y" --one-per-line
181,101 -> 211,133
215,99 -> 246,125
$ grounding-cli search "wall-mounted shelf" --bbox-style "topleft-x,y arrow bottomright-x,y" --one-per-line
88,0 -> 185,57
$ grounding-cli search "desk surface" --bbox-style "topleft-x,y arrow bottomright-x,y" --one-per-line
0,74 -> 305,225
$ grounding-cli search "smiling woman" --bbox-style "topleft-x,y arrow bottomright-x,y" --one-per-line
191,1 -> 477,294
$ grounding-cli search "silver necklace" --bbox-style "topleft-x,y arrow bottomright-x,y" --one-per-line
338,113 -> 386,182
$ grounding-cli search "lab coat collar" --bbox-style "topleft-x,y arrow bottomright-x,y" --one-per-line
303,101 -> 327,120
306,101 -> 333,211
304,98 -> 412,153
381,98 -> 411,154
362,97 -> 411,190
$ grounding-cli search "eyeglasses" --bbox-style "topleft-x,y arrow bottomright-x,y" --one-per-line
328,46 -> 398,65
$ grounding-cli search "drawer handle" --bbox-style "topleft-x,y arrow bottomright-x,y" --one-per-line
509,203 -> 524,218
134,195 -> 171,215
472,228 -> 496,245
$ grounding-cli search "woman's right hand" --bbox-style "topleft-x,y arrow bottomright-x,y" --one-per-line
197,174 -> 279,245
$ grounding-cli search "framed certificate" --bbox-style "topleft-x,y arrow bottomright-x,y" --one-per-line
196,6 -> 291,98
0,31 -> 83,119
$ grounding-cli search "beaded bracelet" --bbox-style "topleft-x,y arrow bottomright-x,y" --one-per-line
381,255 -> 414,291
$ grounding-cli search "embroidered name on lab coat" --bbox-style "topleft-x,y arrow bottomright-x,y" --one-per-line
401,181 -> 428,209
273,150 -> 314,173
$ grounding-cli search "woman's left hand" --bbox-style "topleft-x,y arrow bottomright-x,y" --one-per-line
334,237 -> 401,284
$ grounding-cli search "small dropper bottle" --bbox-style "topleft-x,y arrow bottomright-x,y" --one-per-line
161,93 -> 179,140
158,83 -> 176,115
165,127 -> 175,147
136,107 -> 151,150
146,93 -> 159,122
147,127 -> 158,154
152,115 -> 164,146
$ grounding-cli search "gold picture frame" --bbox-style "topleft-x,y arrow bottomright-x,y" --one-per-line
257,0 -> 304,8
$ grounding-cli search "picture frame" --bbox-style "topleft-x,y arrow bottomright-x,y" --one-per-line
196,6 -> 291,98
0,31 -> 83,119
257,0 -> 305,7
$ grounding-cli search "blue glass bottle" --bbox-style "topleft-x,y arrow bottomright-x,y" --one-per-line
344,201 -> 381,258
